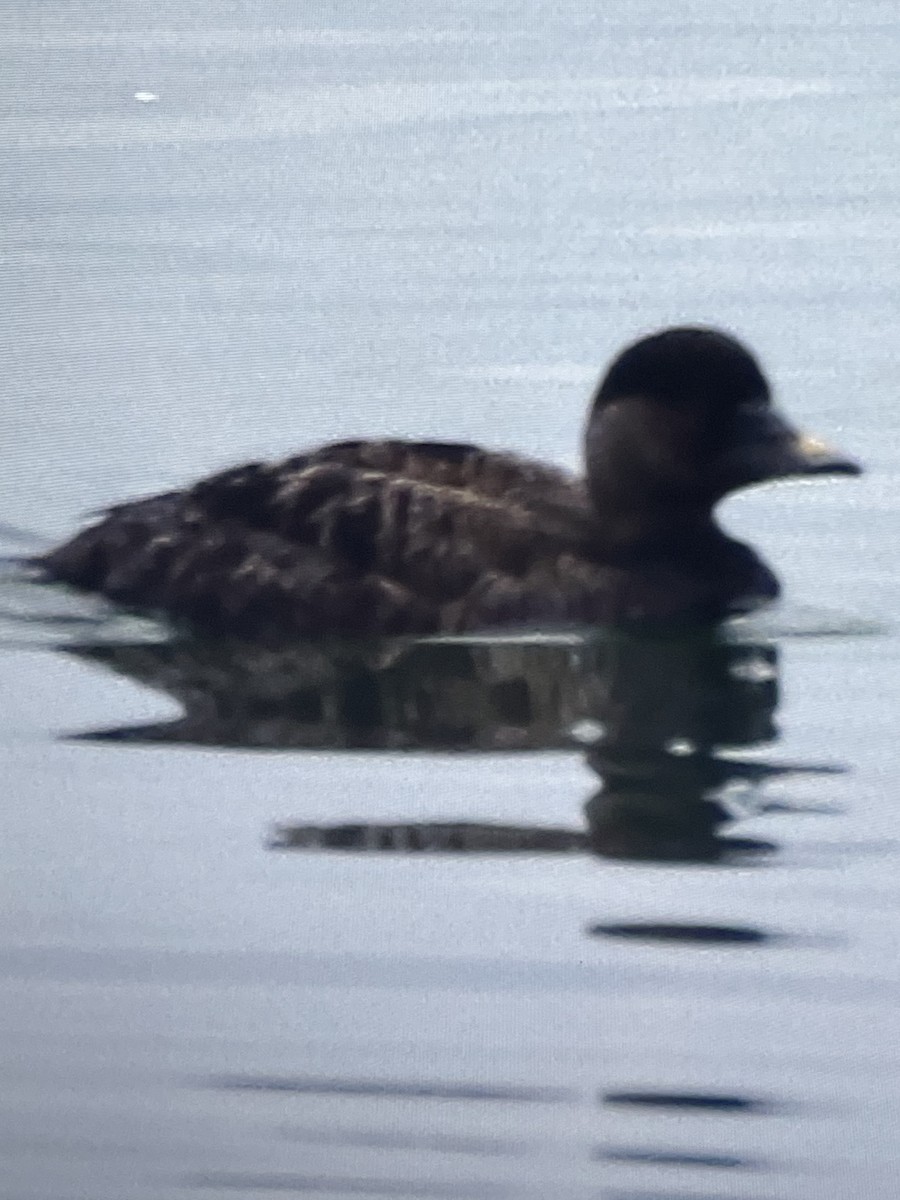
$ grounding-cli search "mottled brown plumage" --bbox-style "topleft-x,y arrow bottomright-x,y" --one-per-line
36,328 -> 861,641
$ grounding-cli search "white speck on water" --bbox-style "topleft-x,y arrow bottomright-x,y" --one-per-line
666,738 -> 697,756
568,719 -> 605,745
729,655 -> 779,683
133,91 -> 159,103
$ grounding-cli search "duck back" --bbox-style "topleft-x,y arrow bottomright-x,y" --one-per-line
38,440 -> 601,640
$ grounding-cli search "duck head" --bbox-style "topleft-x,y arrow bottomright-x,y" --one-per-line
584,327 -> 860,542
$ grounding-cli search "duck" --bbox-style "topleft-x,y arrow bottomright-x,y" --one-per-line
35,327 -> 860,640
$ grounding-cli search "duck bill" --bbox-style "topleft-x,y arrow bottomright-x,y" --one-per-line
719,407 -> 862,490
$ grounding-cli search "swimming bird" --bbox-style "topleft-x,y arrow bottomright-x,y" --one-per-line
35,327 -> 860,640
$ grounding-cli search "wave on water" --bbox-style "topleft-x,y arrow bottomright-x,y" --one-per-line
0,559 -> 169,647
729,603 -> 888,640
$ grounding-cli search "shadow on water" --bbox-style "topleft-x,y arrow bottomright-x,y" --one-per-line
49,619 -> 846,865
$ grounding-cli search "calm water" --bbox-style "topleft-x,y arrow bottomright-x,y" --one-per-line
3,2 -> 900,1198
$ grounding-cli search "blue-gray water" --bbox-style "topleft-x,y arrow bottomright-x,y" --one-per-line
3,3 -> 900,1198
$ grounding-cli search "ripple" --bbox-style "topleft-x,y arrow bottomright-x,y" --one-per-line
597,1146 -> 763,1169
212,1073 -> 574,1104
281,1124 -> 531,1156
730,604 -> 888,639
0,75 -> 850,151
588,923 -> 774,945
601,1091 -> 778,1113
184,1173 -> 529,1197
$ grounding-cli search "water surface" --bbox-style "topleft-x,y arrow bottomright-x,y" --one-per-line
3,3 -> 900,1198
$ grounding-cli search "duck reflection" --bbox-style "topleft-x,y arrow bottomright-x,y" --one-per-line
62,624 -> 841,863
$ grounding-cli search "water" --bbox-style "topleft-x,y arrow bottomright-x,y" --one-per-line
4,616 -> 899,1200
3,2 -> 900,1197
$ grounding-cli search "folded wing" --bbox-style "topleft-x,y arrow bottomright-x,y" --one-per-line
39,440 -> 595,638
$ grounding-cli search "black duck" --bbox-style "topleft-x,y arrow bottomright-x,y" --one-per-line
36,327 -> 860,640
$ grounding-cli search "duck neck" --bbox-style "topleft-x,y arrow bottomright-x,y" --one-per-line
584,476 -> 725,565
582,401 -> 729,565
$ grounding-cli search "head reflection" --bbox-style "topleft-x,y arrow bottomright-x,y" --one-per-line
580,629 -> 781,862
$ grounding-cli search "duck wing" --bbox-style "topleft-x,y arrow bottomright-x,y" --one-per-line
189,445 -> 594,591
39,441 -> 596,638
296,439 -> 586,516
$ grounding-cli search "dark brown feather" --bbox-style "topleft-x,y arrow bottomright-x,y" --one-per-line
38,442 -> 599,638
